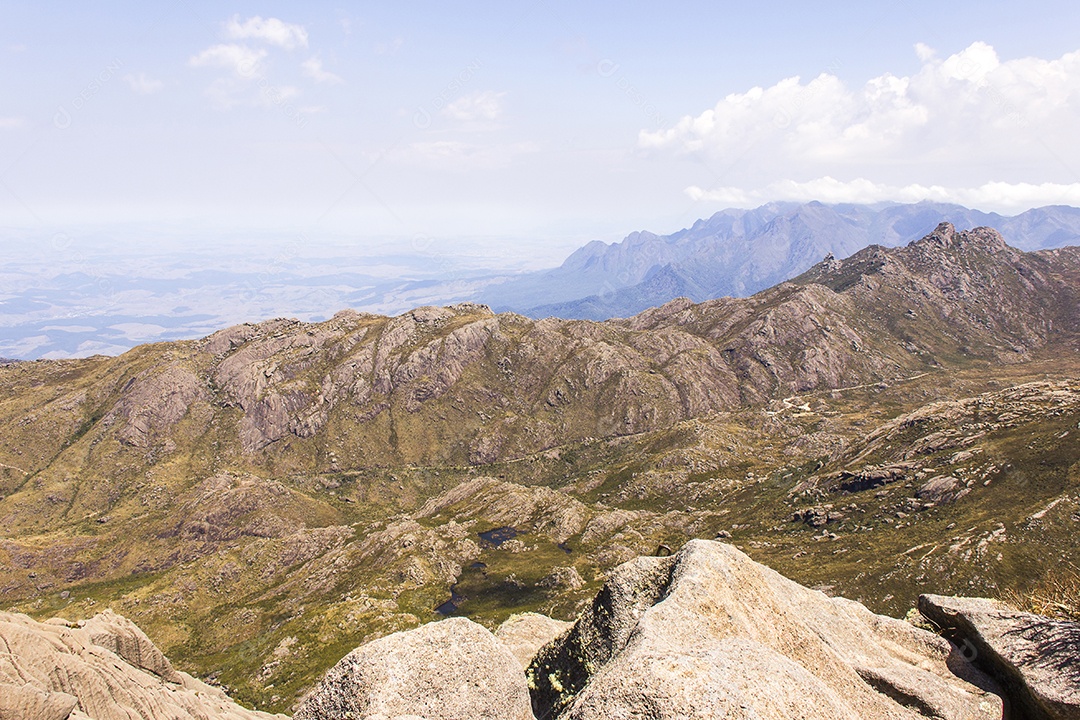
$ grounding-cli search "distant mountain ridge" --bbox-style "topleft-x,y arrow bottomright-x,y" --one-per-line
480,201 -> 1080,320
2,223 -> 1079,712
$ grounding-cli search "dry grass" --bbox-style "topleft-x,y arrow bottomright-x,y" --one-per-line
1002,563 -> 1080,621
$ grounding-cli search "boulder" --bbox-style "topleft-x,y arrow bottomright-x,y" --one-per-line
529,539 -> 1003,720
294,616 -> 533,720
919,594 -> 1080,720
495,612 -> 574,670
537,565 -> 585,591
917,476 -> 967,505
0,610 -> 284,720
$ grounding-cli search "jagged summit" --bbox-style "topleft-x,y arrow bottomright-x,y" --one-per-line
484,202 -> 1080,321
911,222 -> 1010,253
920,220 -> 960,247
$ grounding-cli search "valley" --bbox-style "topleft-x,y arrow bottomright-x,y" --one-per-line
0,224 -> 1078,714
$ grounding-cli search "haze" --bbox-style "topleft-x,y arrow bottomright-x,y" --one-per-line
2,1 -> 1080,357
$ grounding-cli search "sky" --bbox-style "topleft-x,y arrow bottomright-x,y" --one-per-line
2,1 -> 1080,258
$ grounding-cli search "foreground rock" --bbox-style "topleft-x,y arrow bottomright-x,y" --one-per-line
294,616 -> 532,720
78,609 -> 185,685
529,539 -> 1003,720
0,610 -> 283,720
495,612 -> 574,670
920,594 -> 1080,720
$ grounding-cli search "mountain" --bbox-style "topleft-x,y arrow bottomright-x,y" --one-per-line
481,202 -> 1080,320
0,223 -> 1078,713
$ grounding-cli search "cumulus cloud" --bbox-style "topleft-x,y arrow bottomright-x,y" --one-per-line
685,177 -> 1080,213
189,44 -> 267,78
190,16 -> 321,109
442,90 -> 506,123
642,42 -> 1080,207
302,56 -> 343,84
124,72 -> 163,94
225,15 -> 308,50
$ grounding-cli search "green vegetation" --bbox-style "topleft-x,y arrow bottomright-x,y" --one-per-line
1,232 -> 1078,712
0,353 -> 1076,713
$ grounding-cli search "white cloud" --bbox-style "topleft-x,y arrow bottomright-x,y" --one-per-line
685,177 -> 1080,213
225,15 -> 308,50
0,116 -> 25,129
124,72 -> 163,94
914,43 -> 936,63
442,90 -> 506,123
642,42 -> 1080,199
189,44 -> 267,78
301,56 -> 343,84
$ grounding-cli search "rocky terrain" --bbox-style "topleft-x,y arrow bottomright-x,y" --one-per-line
526,541 -> 1006,720
0,224 -> 1077,713
6,541 -> 1078,720
484,202 -> 1080,320
0,608 -> 284,719
920,594 -> 1080,720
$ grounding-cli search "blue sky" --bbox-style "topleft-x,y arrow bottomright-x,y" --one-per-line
3,1 -> 1080,255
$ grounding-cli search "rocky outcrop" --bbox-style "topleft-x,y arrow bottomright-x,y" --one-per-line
0,610 -> 283,720
294,616 -> 532,720
790,379 -> 1080,507
106,362 -> 210,448
529,540 -> 1003,720
415,477 -> 592,544
537,565 -> 585,590
78,609 -> 183,684
495,612 -> 574,670
920,594 -> 1080,720
164,472 -> 311,542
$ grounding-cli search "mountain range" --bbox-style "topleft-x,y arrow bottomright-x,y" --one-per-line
481,201 -> 1080,319
0,222 -> 1078,713
4,202 -> 1080,361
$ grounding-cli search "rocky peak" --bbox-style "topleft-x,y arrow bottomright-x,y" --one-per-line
921,221 -> 958,248
913,222 -> 1009,254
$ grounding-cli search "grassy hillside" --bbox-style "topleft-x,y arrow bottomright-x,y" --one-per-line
0,228 -> 1078,713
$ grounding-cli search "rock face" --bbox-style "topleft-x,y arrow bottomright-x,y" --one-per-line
920,594 -> 1080,720
529,540 -> 1003,720
495,612 -> 574,670
294,616 -> 533,720
0,610 -> 283,720
77,609 -> 184,684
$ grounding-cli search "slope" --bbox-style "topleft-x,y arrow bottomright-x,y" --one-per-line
0,224 -> 1077,712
